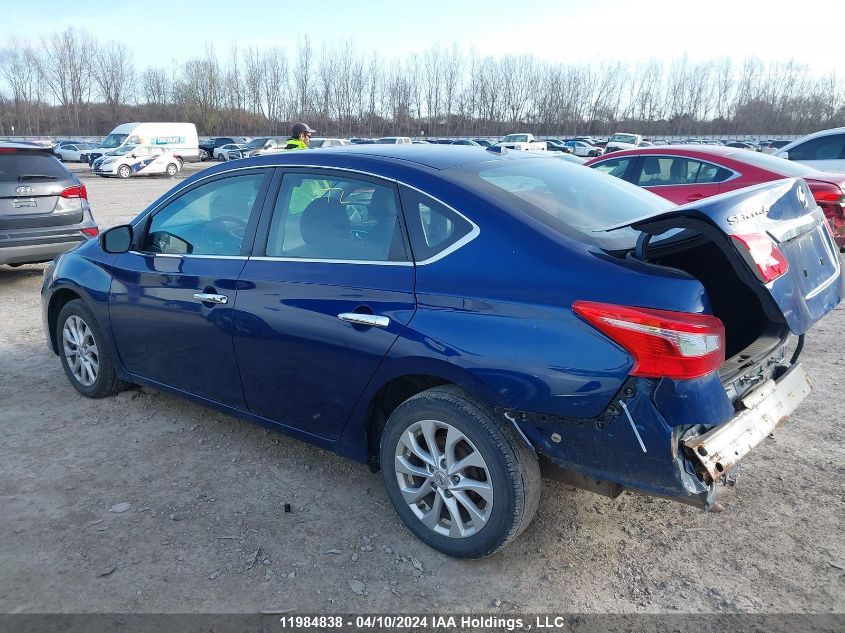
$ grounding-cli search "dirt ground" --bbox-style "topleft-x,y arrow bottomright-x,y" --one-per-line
0,162 -> 843,615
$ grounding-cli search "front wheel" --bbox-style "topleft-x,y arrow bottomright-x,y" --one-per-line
117,164 -> 131,179
166,163 -> 178,176
57,299 -> 127,398
380,386 -> 540,558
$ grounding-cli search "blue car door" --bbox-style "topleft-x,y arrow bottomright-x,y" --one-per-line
233,169 -> 416,438
108,169 -> 273,408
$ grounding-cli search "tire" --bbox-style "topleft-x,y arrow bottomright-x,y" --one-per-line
217,153 -> 225,161
166,163 -> 178,176
380,385 -> 540,558
117,164 -> 131,179
57,299 -> 127,398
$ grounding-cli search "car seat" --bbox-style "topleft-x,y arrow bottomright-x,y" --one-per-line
640,157 -> 662,184
362,188 -> 401,260
298,197 -> 350,259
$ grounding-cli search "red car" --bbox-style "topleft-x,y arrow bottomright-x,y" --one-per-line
586,145 -> 845,248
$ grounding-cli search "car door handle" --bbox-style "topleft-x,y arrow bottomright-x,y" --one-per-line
687,193 -> 705,202
337,313 -> 390,328
193,292 -> 228,304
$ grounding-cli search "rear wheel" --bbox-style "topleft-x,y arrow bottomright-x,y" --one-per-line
380,386 -> 540,558
166,163 -> 178,176
117,164 -> 131,179
57,299 -> 127,398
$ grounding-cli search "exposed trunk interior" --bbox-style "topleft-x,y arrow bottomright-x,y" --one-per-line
644,236 -> 789,385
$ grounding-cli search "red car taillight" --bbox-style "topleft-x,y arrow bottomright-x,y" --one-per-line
572,301 -> 725,380
731,233 -> 789,283
60,184 -> 88,199
808,181 -> 844,205
80,226 -> 99,238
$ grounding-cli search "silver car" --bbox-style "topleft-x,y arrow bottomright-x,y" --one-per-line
0,143 -> 98,266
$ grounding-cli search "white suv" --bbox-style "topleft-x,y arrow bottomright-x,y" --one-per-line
775,127 -> 845,173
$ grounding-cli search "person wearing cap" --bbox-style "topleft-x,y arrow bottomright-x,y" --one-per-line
285,122 -> 316,150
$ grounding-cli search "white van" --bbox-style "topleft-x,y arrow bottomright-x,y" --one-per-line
92,122 -> 200,163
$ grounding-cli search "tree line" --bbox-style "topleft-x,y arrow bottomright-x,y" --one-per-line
1,27 -> 843,138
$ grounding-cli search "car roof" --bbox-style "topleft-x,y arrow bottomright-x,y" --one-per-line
203,144 -> 554,173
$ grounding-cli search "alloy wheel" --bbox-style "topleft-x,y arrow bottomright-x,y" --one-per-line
62,315 -> 99,386
394,419 -> 493,538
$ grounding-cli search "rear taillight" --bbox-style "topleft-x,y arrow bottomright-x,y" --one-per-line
731,233 -> 789,283
807,181 -> 844,204
573,301 -> 725,380
80,226 -> 99,238
60,184 -> 87,199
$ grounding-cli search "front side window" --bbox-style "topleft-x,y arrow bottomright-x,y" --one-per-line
142,173 -> 265,256
265,173 -> 407,262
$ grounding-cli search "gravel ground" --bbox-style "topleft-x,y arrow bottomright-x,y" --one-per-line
0,162 -> 843,615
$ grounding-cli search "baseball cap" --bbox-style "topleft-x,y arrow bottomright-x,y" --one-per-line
292,122 -> 316,136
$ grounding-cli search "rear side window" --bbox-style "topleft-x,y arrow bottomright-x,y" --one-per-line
635,157 -> 732,186
265,173 -> 407,262
399,186 -> 474,262
0,153 -> 70,182
789,134 -> 845,161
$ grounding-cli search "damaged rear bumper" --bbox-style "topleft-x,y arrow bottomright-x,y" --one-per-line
682,363 -> 812,484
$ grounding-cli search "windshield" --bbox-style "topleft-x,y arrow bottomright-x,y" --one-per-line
450,157 -> 673,250
246,138 -> 269,149
309,139 -> 325,148
376,138 -> 397,144
502,134 -> 528,143
610,134 -> 638,144
100,133 -> 128,149
728,150 -> 818,177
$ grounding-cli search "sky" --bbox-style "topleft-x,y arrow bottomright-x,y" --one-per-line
3,0 -> 843,75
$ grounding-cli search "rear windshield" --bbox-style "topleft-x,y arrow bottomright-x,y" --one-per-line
0,153 -> 70,182
727,150 -> 817,177
450,157 -> 673,250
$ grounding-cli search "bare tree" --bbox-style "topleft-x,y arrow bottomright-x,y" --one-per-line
294,35 -> 312,119
93,41 -> 134,122
40,27 -> 96,133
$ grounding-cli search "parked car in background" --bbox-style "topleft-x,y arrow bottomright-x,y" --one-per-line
496,133 -> 547,151
763,140 -> 791,155
725,141 -> 757,151
604,132 -> 643,153
226,137 -> 282,160
0,142 -> 98,266
91,145 -> 182,179
200,137 -> 240,161
544,139 -> 574,154
472,139 -> 495,147
213,143 -> 247,161
375,137 -> 412,144
563,140 -> 603,157
309,138 -> 352,148
448,139 -> 482,146
775,128 -> 845,173
350,138 -> 376,144
85,122 -> 199,164
55,143 -> 99,162
43,145 -> 841,558
586,145 -> 845,248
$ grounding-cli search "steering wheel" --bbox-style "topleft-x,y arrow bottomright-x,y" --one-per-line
201,215 -> 248,253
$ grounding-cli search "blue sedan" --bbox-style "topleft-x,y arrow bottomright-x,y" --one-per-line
42,145 -> 842,557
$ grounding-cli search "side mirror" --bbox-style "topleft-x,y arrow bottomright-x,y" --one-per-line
100,224 -> 133,253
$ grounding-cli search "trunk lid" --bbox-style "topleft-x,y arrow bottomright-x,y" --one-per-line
608,178 -> 842,334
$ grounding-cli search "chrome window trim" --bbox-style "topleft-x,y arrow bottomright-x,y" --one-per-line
131,163 -> 481,266
249,256 -> 413,267
127,252 -> 248,260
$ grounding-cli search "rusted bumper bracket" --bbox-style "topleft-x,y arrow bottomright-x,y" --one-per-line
683,363 -> 812,483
